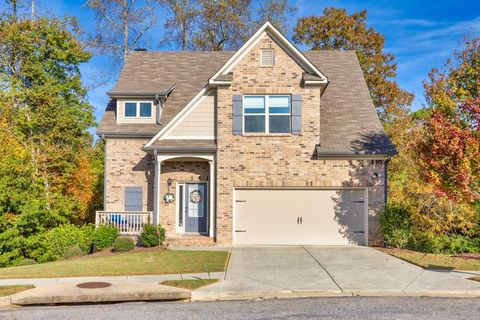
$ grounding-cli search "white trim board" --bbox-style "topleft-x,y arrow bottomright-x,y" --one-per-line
163,136 -> 216,140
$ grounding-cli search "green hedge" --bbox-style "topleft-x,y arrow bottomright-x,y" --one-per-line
380,202 -> 480,253
29,224 -> 94,263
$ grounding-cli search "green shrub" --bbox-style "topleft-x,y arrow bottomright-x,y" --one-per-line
408,232 -> 444,253
438,235 -> 480,254
140,225 -> 166,247
112,237 -> 135,252
408,232 -> 480,254
380,203 -> 412,248
32,224 -> 93,263
92,225 -> 119,250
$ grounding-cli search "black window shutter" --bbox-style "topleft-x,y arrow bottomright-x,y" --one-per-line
124,187 -> 143,211
291,94 -> 302,135
232,95 -> 243,135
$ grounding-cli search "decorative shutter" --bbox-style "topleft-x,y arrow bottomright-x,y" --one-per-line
124,187 -> 143,211
232,95 -> 243,135
291,94 -> 302,135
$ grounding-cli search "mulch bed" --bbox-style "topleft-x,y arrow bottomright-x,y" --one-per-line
454,253 -> 480,259
377,247 -> 480,260
64,245 -> 169,261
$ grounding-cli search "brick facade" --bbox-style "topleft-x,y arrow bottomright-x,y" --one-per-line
214,33 -> 385,245
105,138 -> 154,212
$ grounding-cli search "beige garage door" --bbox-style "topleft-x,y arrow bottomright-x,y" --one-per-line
234,189 -> 366,246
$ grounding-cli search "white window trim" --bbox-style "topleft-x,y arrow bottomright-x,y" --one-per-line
242,95 -> 291,134
124,101 -> 154,119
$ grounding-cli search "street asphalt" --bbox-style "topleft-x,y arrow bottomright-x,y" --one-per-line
0,297 -> 479,319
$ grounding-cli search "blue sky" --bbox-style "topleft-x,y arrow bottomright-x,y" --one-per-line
8,0 -> 480,124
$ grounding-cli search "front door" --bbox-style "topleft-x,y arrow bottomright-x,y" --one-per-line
185,183 -> 207,233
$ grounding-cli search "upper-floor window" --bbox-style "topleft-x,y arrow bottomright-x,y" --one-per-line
124,102 -> 153,118
243,95 -> 291,134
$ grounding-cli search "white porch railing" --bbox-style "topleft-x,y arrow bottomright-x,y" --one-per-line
95,211 -> 153,235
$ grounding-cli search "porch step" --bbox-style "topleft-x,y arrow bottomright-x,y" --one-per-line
166,235 -> 216,247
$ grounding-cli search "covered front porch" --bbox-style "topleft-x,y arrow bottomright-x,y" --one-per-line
153,152 -> 216,244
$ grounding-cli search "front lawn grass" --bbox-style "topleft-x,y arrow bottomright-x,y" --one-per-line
0,250 -> 228,279
161,279 -> 220,290
384,249 -> 480,271
0,285 -> 35,296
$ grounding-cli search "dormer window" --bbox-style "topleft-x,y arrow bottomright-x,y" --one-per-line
140,102 -> 152,117
124,101 -> 153,118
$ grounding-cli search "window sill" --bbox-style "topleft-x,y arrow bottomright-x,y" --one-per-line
241,133 -> 294,137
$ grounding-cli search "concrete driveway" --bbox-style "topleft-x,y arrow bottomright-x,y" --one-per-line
193,246 -> 480,300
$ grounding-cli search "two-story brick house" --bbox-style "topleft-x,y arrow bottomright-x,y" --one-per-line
97,22 -> 395,247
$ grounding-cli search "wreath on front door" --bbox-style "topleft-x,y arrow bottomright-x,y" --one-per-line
189,189 -> 202,204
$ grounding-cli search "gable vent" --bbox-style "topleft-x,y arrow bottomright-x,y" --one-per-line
261,49 -> 275,66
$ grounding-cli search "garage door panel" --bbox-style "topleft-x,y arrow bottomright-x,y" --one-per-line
234,189 -> 366,246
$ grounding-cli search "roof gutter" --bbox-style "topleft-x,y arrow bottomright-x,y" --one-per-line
143,145 -> 217,152
96,131 -> 156,138
316,150 -> 394,160
107,84 -> 176,99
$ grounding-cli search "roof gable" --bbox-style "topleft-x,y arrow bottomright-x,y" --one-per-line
209,22 -> 328,84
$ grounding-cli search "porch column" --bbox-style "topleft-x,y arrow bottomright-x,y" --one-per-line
153,151 -> 161,225
209,158 -> 216,238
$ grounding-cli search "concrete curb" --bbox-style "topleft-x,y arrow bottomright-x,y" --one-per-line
191,289 -> 480,301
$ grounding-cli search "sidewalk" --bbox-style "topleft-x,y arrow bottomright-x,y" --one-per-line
0,272 -> 225,287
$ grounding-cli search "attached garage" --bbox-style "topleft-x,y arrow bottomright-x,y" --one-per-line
234,188 -> 367,246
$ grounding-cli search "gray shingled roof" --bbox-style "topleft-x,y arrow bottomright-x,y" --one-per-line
97,50 -> 395,155
97,51 -> 235,136
304,51 -> 396,156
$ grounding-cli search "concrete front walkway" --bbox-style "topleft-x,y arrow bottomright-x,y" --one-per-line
192,246 -> 480,300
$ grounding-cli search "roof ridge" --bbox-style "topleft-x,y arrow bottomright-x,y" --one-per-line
129,50 -> 237,54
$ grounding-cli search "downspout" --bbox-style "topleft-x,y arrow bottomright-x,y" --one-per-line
384,156 -> 391,205
155,93 -> 170,125
153,149 -> 159,225
101,133 -> 107,211
155,94 -> 163,125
